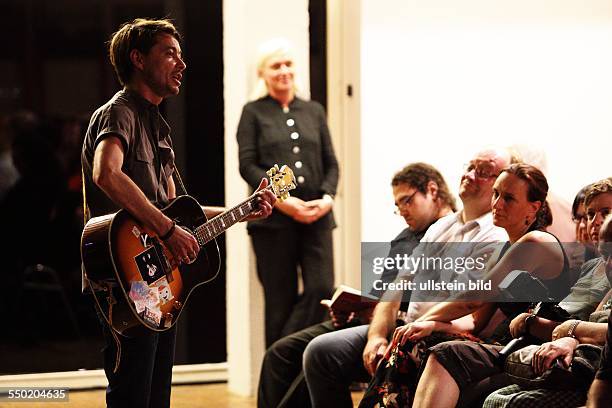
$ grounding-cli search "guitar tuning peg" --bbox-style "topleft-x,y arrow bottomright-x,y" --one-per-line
266,164 -> 281,177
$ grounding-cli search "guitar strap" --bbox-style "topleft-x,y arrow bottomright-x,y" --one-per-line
81,167 -> 90,226
172,163 -> 188,196
104,283 -> 122,373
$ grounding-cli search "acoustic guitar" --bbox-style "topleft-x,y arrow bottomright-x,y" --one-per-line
81,165 -> 295,336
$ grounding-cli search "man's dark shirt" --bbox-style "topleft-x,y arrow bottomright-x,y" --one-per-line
369,227 -> 427,309
81,89 -> 176,290
81,89 -> 175,218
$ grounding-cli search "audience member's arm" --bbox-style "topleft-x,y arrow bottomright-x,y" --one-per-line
509,313 -> 560,341
389,303 -> 497,352
415,300 -> 484,324
363,300 -> 400,375
417,233 -> 563,324
470,302 -> 499,334
532,337 -> 579,375
552,320 -> 608,345
389,314 -> 476,350
594,289 -> 612,313
587,379 -> 612,408
368,301 -> 400,339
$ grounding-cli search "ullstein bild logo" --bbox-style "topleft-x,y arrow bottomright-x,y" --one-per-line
370,278 -> 492,292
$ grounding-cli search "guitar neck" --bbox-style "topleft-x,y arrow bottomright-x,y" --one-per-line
192,186 -> 270,245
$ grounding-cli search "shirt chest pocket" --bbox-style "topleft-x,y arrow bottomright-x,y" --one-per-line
128,148 -> 157,194
135,148 -> 153,165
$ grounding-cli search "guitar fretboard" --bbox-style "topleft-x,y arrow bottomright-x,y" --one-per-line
193,194 -> 260,245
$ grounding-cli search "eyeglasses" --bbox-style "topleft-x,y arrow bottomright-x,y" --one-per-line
463,161 -> 499,180
572,214 -> 586,224
394,190 -> 419,215
586,207 -> 611,221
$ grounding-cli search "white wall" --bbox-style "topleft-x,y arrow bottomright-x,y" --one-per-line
223,0 -> 310,396
360,0 -> 612,241
327,0 -> 362,288
222,0 -> 612,395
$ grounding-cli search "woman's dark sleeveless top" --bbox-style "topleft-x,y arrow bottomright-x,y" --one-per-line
492,232 -> 570,344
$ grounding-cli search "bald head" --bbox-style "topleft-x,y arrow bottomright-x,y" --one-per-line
459,147 -> 513,213
478,147 -> 513,172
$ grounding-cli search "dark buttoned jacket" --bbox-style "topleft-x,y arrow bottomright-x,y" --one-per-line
237,95 -> 339,230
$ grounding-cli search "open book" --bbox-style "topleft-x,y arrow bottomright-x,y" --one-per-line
320,284 -> 378,313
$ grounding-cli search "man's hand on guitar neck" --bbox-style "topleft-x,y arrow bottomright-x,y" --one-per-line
244,178 -> 276,221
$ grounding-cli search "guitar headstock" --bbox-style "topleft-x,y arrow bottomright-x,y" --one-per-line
266,164 -> 297,202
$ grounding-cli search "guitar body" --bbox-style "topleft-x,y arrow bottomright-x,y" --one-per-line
81,164 -> 296,336
81,195 -> 220,336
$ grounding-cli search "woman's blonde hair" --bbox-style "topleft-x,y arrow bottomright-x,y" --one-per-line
249,38 -> 303,101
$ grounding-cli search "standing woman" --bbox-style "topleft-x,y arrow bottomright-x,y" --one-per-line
237,39 -> 339,347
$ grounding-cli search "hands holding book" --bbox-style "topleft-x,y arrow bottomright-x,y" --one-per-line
326,306 -> 375,329
320,285 -> 377,329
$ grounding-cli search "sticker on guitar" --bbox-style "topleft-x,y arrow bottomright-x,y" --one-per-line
135,246 -> 165,284
81,163 -> 298,334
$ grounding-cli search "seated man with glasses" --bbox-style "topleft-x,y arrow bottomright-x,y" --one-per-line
257,162 -> 456,408
302,148 -> 514,408
462,160 -> 501,180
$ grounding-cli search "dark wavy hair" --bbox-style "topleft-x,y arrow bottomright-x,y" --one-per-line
585,178 -> 612,208
572,184 -> 591,220
502,163 -> 552,230
392,162 -> 457,212
108,18 -> 182,86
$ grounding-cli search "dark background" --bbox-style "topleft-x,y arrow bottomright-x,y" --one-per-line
0,0 -> 326,374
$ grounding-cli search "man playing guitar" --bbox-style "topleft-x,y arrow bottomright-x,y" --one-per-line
81,18 -> 275,407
